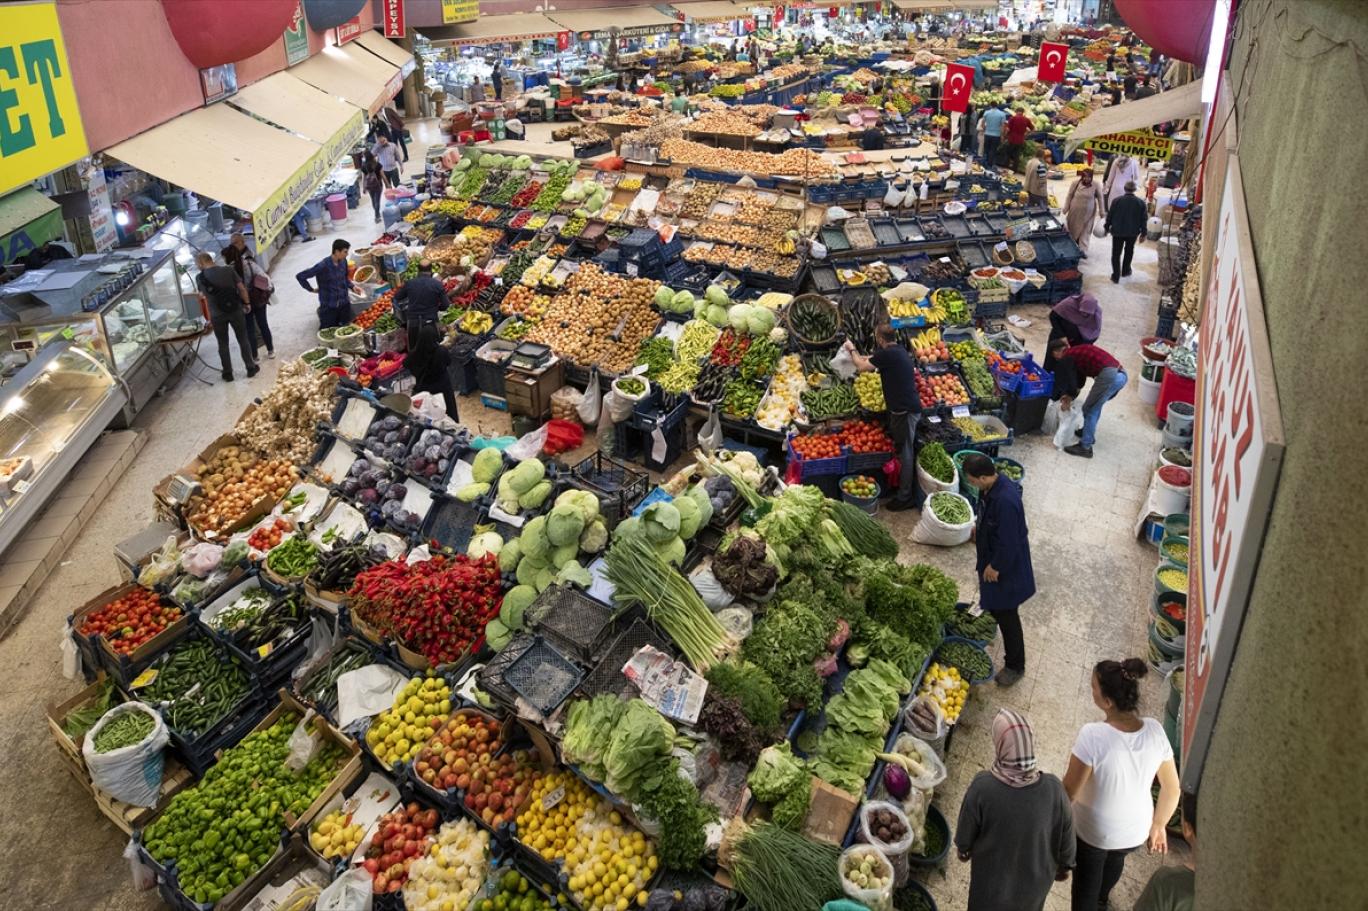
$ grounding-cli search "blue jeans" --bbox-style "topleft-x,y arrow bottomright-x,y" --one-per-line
1080,367 -> 1127,447
291,209 -> 311,239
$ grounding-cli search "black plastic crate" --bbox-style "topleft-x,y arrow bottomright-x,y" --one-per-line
477,634 -> 536,710
524,586 -> 619,663
570,452 -> 649,527
502,637 -> 584,715
419,494 -> 482,552
579,619 -> 668,698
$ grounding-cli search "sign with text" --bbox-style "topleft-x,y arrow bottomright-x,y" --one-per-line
441,0 -> 479,25
556,31 -> 570,51
0,2 -> 88,196
251,109 -> 365,251
1182,155 -> 1284,791
336,15 -> 364,44
1083,129 -> 1174,161
200,63 -> 238,104
283,2 -> 310,66
382,0 -> 405,38
576,22 -> 684,42
82,160 -> 116,253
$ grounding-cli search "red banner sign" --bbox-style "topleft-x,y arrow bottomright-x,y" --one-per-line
557,30 -> 570,51
382,0 -> 405,37
774,5 -> 785,22
941,62 -> 974,113
336,15 -> 363,44
1038,41 -> 1069,82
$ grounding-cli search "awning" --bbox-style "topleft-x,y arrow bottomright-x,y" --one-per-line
549,6 -> 684,41
0,188 -> 63,266
891,0 -> 958,11
289,41 -> 403,117
672,2 -> 750,24
104,101 -> 366,251
952,0 -> 998,9
353,31 -> 416,79
1066,79 -> 1204,153
417,13 -> 564,46
229,72 -> 362,145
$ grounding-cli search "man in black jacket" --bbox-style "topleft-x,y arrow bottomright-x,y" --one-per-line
394,261 -> 449,346
195,252 -> 258,382
1104,180 -> 1148,284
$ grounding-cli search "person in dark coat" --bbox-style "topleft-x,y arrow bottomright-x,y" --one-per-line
406,323 -> 458,422
195,252 -> 259,382
394,261 -> 449,344
962,453 -> 1034,687
1103,180 -> 1148,283
846,325 -> 923,511
1044,293 -> 1101,371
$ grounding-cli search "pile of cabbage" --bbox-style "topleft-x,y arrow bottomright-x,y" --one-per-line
561,179 -> 608,216
691,285 -> 777,337
610,483 -> 712,570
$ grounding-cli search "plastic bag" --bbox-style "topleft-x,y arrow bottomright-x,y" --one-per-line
890,733 -> 948,791
698,406 -> 724,452
1093,220 -> 1107,239
1053,400 -> 1084,450
689,567 -> 734,612
414,392 -> 458,428
916,461 -> 958,497
910,492 -> 974,546
810,240 -> 828,259
1041,399 -> 1062,436
603,389 -> 636,424
181,542 -> 224,579
125,838 -> 157,892
903,697 -> 949,757
715,606 -> 753,640
578,368 -> 603,425
883,184 -> 905,208
838,844 -> 894,911
506,424 -> 549,461
611,374 -> 651,403
859,801 -> 916,886
318,868 -> 373,911
137,536 -> 181,588
62,623 -> 82,680
83,703 -> 169,807
830,345 -> 857,380
284,710 -> 322,772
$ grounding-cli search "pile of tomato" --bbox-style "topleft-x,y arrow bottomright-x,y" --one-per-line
790,431 -> 842,461
77,587 -> 182,655
248,516 -> 292,552
837,420 -> 894,454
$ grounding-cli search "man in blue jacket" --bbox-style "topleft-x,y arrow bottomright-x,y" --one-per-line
962,453 -> 1035,687
296,239 -> 358,329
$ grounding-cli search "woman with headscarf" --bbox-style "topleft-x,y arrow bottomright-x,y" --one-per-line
955,709 -> 1076,911
1045,293 -> 1102,370
1063,168 -> 1106,256
406,323 -> 459,422
1104,154 -> 1141,210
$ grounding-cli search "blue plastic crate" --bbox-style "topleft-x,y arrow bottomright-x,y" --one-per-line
785,434 -> 848,479
1015,356 -> 1054,399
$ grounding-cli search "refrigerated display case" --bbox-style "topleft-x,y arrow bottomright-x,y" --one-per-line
0,248 -> 201,422
0,340 -> 127,555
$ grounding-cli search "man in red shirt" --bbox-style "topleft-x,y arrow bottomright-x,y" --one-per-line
1048,338 -> 1129,458
1004,106 -> 1033,170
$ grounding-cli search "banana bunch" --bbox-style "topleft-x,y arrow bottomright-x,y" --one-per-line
775,235 -> 797,255
923,296 -> 948,323
911,328 -> 941,350
887,297 -> 922,318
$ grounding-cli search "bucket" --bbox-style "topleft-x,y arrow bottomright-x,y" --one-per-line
1154,590 -> 1186,634
1163,513 -> 1189,538
1148,619 -> 1184,658
1166,668 -> 1185,717
1158,447 -> 1191,471
839,475 -> 880,514
1141,359 -> 1165,383
1154,561 -> 1188,598
1160,535 -> 1189,567
1161,427 -> 1190,450
907,805 -> 951,869
1165,401 -> 1195,438
325,193 -> 348,222
382,202 -> 401,227
1138,374 -> 1161,405
206,202 -> 225,232
1153,466 -> 1191,515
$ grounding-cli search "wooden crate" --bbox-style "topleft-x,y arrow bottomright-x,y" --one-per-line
70,583 -> 192,684
46,674 -> 113,774
92,757 -> 196,836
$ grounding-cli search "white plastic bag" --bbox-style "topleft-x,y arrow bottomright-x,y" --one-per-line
904,696 -> 949,757
578,369 -> 603,425
181,542 -> 223,579
318,868 -> 374,911
1041,399 -> 1062,437
859,801 -> 917,887
830,345 -> 858,380
603,388 -> 636,423
284,710 -> 322,772
839,844 -> 895,911
62,623 -> 82,680
698,406 -> 724,452
1053,400 -> 1084,450
916,460 -> 958,497
137,536 -> 181,588
910,492 -> 974,546
883,184 -> 905,208
414,392 -> 458,428
611,373 -> 651,403
1093,219 -> 1107,239
810,240 -> 828,259
889,733 -> 948,791
83,703 -> 169,808
506,424 -> 549,461
125,838 -> 157,892
689,566 -> 734,612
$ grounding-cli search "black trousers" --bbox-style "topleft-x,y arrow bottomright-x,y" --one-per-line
243,299 -> 273,355
993,607 -> 1025,672
1111,235 -> 1137,278
210,306 -> 256,378
368,186 -> 382,219
1071,838 -> 1137,910
383,168 -> 402,188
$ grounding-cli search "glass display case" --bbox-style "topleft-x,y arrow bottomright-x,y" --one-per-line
0,340 -> 127,554
0,248 -> 200,420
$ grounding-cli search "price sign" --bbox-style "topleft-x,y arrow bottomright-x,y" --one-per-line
130,668 -> 158,689
12,479 -> 30,495
541,784 -> 566,810
951,405 -> 970,418
257,643 -> 273,658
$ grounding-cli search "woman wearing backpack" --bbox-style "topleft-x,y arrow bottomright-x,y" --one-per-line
223,233 -> 274,359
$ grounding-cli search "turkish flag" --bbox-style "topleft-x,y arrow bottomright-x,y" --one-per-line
1038,41 -> 1069,82
557,31 -> 570,51
941,63 -> 974,113
774,5 -> 784,22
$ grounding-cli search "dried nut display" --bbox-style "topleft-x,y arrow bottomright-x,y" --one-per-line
687,111 -> 761,138
659,139 -> 838,178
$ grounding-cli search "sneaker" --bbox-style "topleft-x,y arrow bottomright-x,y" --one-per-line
267,350 -> 276,359
1064,443 -> 1093,458
996,667 -> 1024,687
1122,269 -> 1132,277
1110,274 -> 1119,283
886,498 -> 918,512
302,235 -> 317,243
246,365 -> 260,378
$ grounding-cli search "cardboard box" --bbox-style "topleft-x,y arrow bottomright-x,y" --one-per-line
46,673 -> 113,772
248,689 -> 364,833
218,833 -> 334,911
300,770 -> 402,869
802,777 -> 860,848
70,583 -> 193,685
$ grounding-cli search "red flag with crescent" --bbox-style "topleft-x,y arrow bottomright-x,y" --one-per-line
942,63 -> 974,113
1038,41 -> 1069,82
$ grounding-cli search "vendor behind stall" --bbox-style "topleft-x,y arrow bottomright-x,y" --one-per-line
394,261 -> 448,343
846,325 -> 922,511
860,123 -> 886,151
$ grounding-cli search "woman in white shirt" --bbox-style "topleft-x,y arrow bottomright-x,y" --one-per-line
1064,658 -> 1180,911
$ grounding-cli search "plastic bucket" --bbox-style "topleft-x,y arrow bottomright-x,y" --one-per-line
1165,400 -> 1195,438
907,805 -> 951,868
325,193 -> 348,222
1154,561 -> 1188,598
1154,466 -> 1191,515
1163,513 -> 1190,538
894,882 -> 939,911
1158,447 -> 1192,471
839,474 -> 880,514
1148,619 -> 1184,658
1161,427 -> 1190,449
1166,668 -> 1185,717
1160,535 -> 1189,567
1138,373 -> 1161,405
1153,590 -> 1187,633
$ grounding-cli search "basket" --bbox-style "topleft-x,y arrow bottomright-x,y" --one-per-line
838,474 -> 880,514
570,452 -> 649,527
523,586 -> 619,663
579,618 -> 674,699
786,294 -> 842,346
502,637 -> 584,716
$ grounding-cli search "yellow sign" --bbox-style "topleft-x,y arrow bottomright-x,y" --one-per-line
251,109 -> 366,251
441,0 -> 480,25
0,2 -> 88,195
1083,129 -> 1173,161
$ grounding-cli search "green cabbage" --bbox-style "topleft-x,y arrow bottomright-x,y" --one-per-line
500,585 -> 537,628
747,307 -> 776,336
641,501 -> 681,543
467,531 -> 503,559
518,479 -> 553,510
515,555 -> 544,587
505,459 -> 545,495
547,504 -> 588,547
486,617 -> 512,651
498,539 -> 522,572
550,542 -> 579,570
705,285 -> 729,307
534,566 -> 555,592
686,484 -> 714,527
614,516 -> 642,542
555,489 -> 600,525
556,560 -> 592,589
471,448 -> 503,484
520,516 -> 550,559
456,481 -> 489,502
675,495 -> 701,540
705,304 -> 729,328
748,744 -> 808,804
579,517 -> 608,554
655,535 -> 686,567
655,286 -> 675,307
729,303 -> 752,332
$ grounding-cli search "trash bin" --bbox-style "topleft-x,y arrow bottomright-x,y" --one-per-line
325,193 -> 349,223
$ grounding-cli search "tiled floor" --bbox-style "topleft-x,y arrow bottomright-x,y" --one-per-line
2,128 -> 1189,909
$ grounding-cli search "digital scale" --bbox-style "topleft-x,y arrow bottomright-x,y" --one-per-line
507,342 -> 552,372
165,473 -> 202,505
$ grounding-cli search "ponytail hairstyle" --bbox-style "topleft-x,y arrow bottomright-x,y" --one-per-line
1094,658 -> 1148,712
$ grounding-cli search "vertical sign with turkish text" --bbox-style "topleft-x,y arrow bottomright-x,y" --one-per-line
0,1 -> 89,195
1037,40 -> 1069,82
941,62 -> 975,113
1182,156 -> 1285,791
382,0 -> 406,38
283,1 -> 309,65
84,162 -> 116,253
556,31 -> 571,52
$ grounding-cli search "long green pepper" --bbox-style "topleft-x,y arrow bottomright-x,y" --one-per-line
142,638 -> 251,737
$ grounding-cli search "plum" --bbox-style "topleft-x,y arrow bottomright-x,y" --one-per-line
358,489 -> 380,505
388,484 -> 408,501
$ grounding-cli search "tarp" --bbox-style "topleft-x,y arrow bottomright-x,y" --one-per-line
229,72 -> 361,145
549,5 -> 682,39
0,188 -> 63,266
671,1 -> 750,23
1065,79 -> 1204,153
416,13 -> 563,46
289,41 -> 402,116
353,31 -> 416,76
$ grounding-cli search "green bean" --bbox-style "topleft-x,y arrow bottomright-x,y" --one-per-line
93,710 -> 155,752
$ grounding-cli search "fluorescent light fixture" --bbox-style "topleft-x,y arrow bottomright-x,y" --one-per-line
1202,0 -> 1232,104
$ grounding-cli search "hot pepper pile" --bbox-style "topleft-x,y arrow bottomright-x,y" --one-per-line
348,554 -> 504,666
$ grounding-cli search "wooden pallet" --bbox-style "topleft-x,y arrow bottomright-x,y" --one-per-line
91,758 -> 196,836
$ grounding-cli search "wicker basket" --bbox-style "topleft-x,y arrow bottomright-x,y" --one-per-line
786,293 -> 843,346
